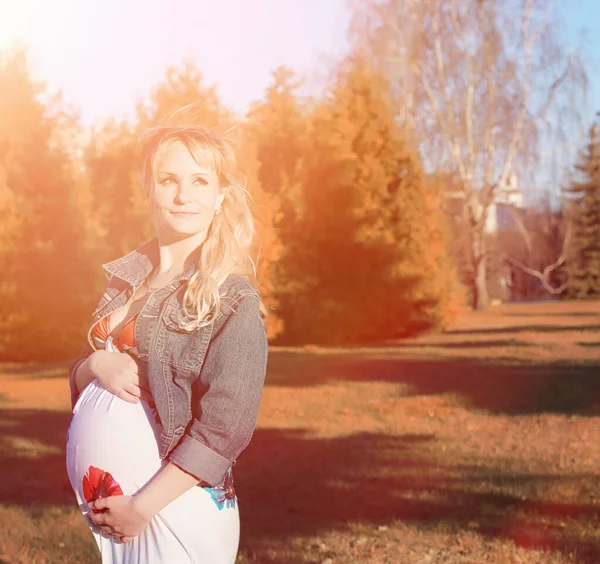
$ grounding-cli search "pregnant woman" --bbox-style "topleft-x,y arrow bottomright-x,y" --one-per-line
66,121 -> 269,563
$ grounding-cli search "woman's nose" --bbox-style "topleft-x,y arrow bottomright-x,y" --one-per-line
174,182 -> 193,203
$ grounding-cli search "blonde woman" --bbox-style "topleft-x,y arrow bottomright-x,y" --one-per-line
66,122 -> 268,563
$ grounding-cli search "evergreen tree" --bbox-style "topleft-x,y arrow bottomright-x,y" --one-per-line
84,120 -> 148,259
234,125 -> 284,340
247,67 -> 310,340
0,47 -> 92,360
291,56 -> 461,343
564,118 -> 600,298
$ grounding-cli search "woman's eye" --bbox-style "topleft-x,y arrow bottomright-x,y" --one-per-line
159,177 -> 175,185
194,178 -> 208,186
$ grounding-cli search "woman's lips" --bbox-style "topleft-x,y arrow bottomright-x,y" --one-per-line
171,211 -> 198,218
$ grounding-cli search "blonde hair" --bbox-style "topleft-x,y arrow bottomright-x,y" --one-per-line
139,124 -> 266,330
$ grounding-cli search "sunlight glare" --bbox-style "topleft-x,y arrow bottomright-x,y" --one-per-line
0,0 -> 75,50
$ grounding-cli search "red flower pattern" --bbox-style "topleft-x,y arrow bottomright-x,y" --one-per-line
82,465 -> 123,512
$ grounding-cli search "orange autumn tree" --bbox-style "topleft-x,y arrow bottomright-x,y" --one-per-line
291,56 -> 461,343
246,66 -> 311,341
233,125 -> 284,339
0,47 -> 91,360
84,120 -> 148,261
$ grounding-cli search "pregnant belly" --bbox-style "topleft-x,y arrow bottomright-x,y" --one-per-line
66,379 -> 165,504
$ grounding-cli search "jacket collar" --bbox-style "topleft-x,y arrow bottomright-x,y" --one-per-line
101,237 -> 200,288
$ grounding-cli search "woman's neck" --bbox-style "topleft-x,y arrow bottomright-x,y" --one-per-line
154,230 -> 207,276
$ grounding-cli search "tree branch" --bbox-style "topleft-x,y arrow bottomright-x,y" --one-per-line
500,221 -> 572,296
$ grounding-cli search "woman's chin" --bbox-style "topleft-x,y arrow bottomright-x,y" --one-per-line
158,221 -> 209,240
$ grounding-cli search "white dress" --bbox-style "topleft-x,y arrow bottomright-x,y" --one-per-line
66,336 -> 240,564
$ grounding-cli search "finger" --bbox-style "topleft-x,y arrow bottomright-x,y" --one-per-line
91,512 -> 108,526
124,382 -> 153,402
115,388 -> 139,404
99,525 -> 113,535
121,536 -> 135,543
123,382 -> 142,398
92,498 -> 110,512
88,497 -> 111,511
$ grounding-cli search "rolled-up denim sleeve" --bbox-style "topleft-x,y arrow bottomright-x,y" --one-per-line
168,292 -> 269,486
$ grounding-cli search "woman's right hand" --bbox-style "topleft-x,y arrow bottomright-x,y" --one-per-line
83,350 -> 153,404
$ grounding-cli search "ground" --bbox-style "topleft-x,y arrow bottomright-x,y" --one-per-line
1,300 -> 599,563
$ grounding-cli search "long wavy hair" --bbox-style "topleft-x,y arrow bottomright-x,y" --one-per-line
138,124 -> 266,330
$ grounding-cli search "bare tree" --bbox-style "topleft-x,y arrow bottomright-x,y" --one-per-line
501,201 -> 571,297
350,0 -> 587,309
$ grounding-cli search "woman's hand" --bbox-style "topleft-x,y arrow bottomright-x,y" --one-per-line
87,495 -> 154,543
84,350 -> 152,404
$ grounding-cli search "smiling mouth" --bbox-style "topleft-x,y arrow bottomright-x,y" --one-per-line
171,211 -> 199,216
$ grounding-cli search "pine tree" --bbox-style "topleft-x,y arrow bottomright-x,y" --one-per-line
234,126 -> 284,340
0,47 -> 92,359
564,118 -> 600,298
247,67 -> 310,340
292,56 -> 462,343
84,120 -> 148,259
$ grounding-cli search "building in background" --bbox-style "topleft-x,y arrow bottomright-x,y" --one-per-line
443,173 -> 526,303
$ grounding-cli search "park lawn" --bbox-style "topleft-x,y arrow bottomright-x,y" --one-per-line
1,299 -> 599,563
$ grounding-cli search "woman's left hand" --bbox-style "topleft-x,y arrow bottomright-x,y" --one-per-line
87,495 -> 153,543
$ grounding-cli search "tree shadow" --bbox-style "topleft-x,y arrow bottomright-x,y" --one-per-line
445,325 -> 600,336
0,408 -> 75,506
266,353 -> 600,416
0,361 -> 70,380
1,408 -> 599,563
502,312 -> 599,318
388,339 -> 531,349
235,428 -> 600,563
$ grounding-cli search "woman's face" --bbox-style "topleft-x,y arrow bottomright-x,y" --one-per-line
150,140 -> 225,241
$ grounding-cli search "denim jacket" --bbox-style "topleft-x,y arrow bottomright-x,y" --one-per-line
68,237 -> 269,486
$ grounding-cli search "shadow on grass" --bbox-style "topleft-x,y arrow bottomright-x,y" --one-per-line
0,409 -> 74,507
0,361 -> 71,380
388,339 -> 531,349
445,325 -> 600,336
266,354 -> 600,416
502,312 -> 599,318
1,408 -> 599,563
236,429 -> 600,563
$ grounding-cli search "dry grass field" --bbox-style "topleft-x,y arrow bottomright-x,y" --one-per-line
1,300 -> 599,563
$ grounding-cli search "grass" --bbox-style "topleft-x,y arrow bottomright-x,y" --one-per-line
1,299 -> 599,563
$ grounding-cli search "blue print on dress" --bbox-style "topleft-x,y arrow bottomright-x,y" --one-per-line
203,467 -> 237,510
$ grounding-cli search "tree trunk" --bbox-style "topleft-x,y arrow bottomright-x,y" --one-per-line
472,235 -> 489,310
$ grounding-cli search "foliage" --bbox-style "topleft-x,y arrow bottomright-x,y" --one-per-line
2,50 -> 463,359
349,0 -> 587,310
0,47 -> 94,360
564,120 -> 600,298
275,56 -> 462,343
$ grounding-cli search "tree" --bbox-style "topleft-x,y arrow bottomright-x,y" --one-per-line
350,0 -> 587,309
0,47 -> 92,360
83,119 -> 150,259
234,125 -> 285,340
137,60 -> 229,129
287,56 -> 461,343
563,118 -> 600,298
246,67 -> 311,340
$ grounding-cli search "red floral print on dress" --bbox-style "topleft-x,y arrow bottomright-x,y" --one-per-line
82,465 -> 123,512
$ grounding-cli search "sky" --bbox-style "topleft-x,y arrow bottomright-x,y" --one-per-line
0,0 -> 598,130
0,0 -> 351,125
